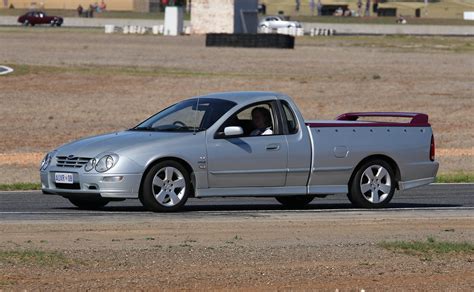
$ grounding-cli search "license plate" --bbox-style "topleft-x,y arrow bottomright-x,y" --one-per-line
55,173 -> 74,184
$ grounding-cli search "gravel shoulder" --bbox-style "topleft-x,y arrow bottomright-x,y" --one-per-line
1,210 -> 473,290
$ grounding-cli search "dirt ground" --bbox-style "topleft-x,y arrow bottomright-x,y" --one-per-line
0,211 -> 473,290
0,30 -> 473,183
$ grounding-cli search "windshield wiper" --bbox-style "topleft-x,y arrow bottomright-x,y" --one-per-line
130,126 -> 205,132
157,128 -> 194,132
129,126 -> 153,131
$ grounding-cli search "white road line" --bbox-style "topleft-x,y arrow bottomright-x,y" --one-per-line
431,183 -> 474,185
1,207 -> 473,215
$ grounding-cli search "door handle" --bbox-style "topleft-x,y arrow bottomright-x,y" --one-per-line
266,143 -> 280,151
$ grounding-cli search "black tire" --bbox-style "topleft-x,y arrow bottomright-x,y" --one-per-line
346,193 -> 355,204
348,159 -> 396,208
68,197 -> 110,210
275,195 -> 315,208
23,20 -> 30,26
140,160 -> 191,212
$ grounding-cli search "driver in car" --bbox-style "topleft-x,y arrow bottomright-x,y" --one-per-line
250,107 -> 273,136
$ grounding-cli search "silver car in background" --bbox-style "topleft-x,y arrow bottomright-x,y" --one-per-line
40,92 -> 438,212
259,15 -> 302,29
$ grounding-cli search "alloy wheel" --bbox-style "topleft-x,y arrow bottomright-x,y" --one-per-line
152,166 -> 186,207
359,164 -> 392,203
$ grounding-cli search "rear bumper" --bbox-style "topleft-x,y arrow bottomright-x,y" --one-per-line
399,161 -> 439,190
40,169 -> 141,199
398,177 -> 436,191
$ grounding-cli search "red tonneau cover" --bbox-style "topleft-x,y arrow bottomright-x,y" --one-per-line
306,112 -> 430,128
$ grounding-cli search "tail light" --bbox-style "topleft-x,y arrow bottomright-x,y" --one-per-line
430,135 -> 435,161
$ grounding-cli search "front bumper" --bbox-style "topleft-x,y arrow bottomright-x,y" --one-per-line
41,168 -> 142,199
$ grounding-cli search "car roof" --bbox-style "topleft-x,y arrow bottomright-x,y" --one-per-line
193,91 -> 284,102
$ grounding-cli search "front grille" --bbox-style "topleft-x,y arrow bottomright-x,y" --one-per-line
56,156 -> 91,168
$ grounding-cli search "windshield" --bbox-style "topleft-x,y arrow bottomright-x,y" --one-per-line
132,98 -> 236,132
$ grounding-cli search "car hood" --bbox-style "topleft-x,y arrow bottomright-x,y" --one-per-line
55,130 -> 186,158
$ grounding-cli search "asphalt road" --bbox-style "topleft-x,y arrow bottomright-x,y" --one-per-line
0,184 -> 472,220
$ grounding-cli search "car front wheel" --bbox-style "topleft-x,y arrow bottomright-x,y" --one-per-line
348,160 -> 395,208
140,160 -> 191,212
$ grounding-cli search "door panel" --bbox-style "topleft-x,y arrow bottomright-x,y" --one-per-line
207,135 -> 288,188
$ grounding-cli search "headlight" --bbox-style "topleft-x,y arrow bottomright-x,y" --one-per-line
84,158 -> 96,172
40,152 -> 53,171
95,155 -> 117,173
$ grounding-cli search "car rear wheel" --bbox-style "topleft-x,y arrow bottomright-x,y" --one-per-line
50,20 -> 56,26
140,160 -> 191,212
275,195 -> 315,208
68,197 -> 110,210
348,159 -> 395,208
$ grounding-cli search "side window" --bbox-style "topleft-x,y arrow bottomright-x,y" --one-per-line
281,101 -> 298,134
218,102 -> 277,137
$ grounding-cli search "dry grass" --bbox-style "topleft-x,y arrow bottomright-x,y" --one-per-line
0,31 -> 472,183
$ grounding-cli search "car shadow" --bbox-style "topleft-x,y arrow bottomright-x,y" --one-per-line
54,202 -> 462,212
183,202 -> 462,212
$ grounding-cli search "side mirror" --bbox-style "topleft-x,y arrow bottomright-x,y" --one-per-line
224,126 -> 244,137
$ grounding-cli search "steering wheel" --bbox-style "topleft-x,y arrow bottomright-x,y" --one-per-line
173,121 -> 188,128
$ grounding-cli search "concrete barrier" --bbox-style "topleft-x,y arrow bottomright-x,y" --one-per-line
302,22 -> 474,36
104,24 -> 115,33
464,12 -> 474,21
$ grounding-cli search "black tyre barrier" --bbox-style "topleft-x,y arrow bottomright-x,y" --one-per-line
206,33 -> 295,49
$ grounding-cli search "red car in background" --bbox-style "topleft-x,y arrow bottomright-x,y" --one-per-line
18,11 -> 63,27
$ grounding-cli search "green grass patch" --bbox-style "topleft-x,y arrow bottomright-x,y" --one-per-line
0,63 -> 33,77
299,35 -> 474,53
436,172 -> 474,183
0,182 -> 41,191
0,26 -> 103,34
379,237 -> 474,257
0,249 -> 70,266
0,279 -> 17,287
0,63 -> 265,79
0,8 -> 170,19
